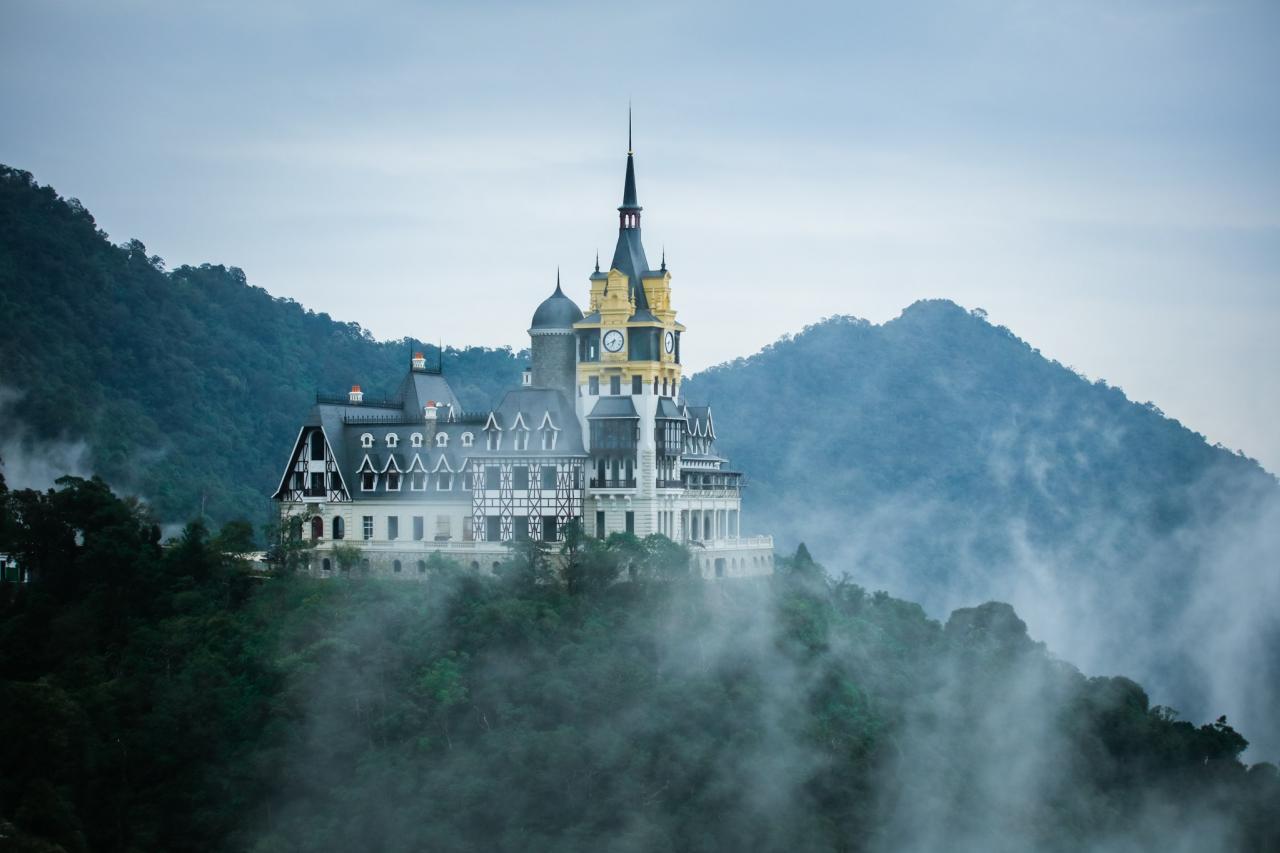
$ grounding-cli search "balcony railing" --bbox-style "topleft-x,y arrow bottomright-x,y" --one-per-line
655,479 -> 683,489
590,478 -> 636,489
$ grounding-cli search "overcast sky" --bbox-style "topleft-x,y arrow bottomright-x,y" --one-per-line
3,0 -> 1277,470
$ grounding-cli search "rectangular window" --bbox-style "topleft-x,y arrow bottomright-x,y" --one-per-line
653,377 -> 659,395
436,515 -> 451,540
437,472 -> 452,491
610,375 -> 621,395
515,430 -> 529,450
588,375 -> 599,395
485,465 -> 501,490
411,471 -> 427,490
387,516 -> 399,540
541,429 -> 556,450
632,375 -> 643,395
486,515 -> 501,542
362,516 -> 373,540
596,510 -> 606,538
625,511 -> 635,534
542,516 -> 557,542
362,472 -> 376,491
386,471 -> 400,491
487,430 -> 500,451
463,520 -> 474,541
512,466 -> 529,490
540,466 -> 557,490
413,516 -> 424,541
513,515 -> 529,540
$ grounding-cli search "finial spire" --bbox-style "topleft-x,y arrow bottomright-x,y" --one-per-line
555,266 -> 561,294
628,102 -> 632,154
594,250 -> 600,273
661,246 -> 666,271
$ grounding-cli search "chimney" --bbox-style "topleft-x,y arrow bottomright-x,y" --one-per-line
424,399 -> 438,442
349,385 -> 364,404
412,351 -> 427,371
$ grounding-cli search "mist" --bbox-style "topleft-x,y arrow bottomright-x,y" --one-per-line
0,384 -> 92,490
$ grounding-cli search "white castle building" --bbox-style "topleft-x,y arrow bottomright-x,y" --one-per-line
273,135 -> 774,579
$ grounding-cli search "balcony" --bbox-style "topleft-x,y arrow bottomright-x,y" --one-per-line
655,479 -> 683,489
590,478 -> 636,490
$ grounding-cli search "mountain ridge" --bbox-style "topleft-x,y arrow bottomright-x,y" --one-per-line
3,162 -> 1277,760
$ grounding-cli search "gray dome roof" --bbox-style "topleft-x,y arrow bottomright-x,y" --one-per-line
531,281 -> 583,330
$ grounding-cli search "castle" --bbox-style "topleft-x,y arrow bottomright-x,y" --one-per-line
273,133 -> 774,578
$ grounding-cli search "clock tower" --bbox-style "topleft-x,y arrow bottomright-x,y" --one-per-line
572,123 -> 689,537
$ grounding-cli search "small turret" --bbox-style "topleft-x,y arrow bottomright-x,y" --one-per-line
529,269 -> 582,402
349,385 -> 363,404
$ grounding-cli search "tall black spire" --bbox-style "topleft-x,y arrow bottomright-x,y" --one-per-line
620,106 -> 641,218
610,109 -> 650,309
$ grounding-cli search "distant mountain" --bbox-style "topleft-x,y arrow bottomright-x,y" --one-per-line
2,164 -> 1277,759
683,302 -> 1280,759
0,165 -> 526,525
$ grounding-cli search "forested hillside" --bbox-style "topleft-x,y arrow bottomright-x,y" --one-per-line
682,303 -> 1280,758
1,476 -> 1276,852
2,164 -> 1276,761
0,165 -> 525,525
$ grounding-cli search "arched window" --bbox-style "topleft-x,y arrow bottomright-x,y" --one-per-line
360,433 -> 373,448
333,516 -> 344,539
322,558 -> 331,571
393,559 -> 402,573
435,433 -> 448,447
310,517 -> 324,539
386,433 -> 399,448
411,432 -> 424,447
417,560 -> 426,574
470,560 -> 480,570
461,432 -> 474,447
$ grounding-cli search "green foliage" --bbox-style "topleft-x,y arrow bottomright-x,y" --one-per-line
0,165 -> 526,530
1,481 -> 1276,851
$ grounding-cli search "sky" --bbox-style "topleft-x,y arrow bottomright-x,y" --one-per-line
2,0 -> 1278,471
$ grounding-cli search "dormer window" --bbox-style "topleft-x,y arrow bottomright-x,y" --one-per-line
411,471 -> 427,490
435,433 -> 448,447
386,471 -> 401,491
462,432 -> 474,447
514,429 -> 530,451
386,434 -> 399,448
361,472 -> 376,491
411,433 -> 423,448
487,430 -> 501,451
360,433 -> 374,449
437,472 -> 453,491
539,413 -> 559,450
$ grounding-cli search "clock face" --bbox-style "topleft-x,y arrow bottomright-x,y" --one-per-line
664,331 -> 675,353
603,330 -> 625,353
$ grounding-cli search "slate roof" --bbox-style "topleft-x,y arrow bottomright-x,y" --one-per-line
531,279 -> 584,330
610,227 -> 650,310
281,362 -> 592,503
587,396 -> 640,419
656,397 -> 685,420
